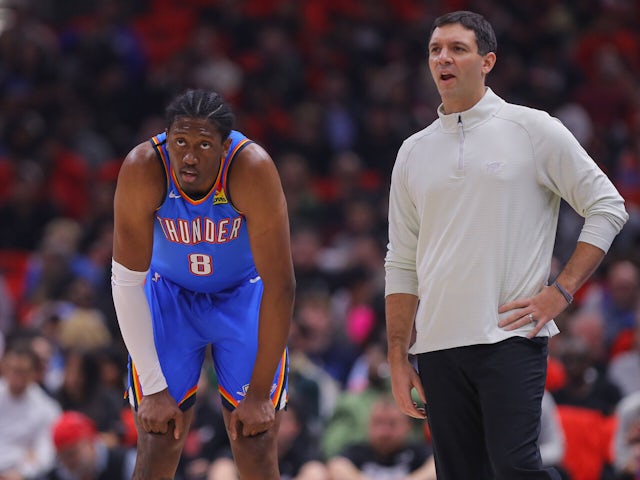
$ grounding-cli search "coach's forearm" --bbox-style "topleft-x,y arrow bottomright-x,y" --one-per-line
385,293 -> 419,361
553,241 -> 605,296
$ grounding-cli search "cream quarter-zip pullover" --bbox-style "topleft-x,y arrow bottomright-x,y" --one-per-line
385,88 -> 628,354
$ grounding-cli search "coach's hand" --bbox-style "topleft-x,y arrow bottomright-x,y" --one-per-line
138,388 -> 185,440
389,355 -> 427,419
229,394 -> 275,441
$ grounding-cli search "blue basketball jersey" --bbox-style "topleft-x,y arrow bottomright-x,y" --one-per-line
149,130 -> 257,293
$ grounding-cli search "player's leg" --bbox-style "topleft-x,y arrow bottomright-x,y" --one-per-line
221,408 -> 282,480
131,406 -> 195,479
126,274 -> 208,478
205,277 -> 288,479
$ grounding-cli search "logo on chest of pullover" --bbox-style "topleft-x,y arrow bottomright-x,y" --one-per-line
157,216 -> 242,245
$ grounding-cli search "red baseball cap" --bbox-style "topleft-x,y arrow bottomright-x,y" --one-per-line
52,411 -> 97,450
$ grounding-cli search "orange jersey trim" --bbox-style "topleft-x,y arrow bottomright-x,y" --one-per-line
178,384 -> 198,407
217,349 -> 288,409
219,385 -> 238,408
271,350 -> 287,408
221,138 -> 251,192
131,362 -> 143,406
151,135 -> 170,193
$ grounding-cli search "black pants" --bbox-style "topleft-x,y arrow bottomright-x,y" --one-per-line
417,337 -> 561,480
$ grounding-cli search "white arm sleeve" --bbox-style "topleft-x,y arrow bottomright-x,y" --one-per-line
111,259 -> 167,395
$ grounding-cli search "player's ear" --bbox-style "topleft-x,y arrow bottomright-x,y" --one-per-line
222,137 -> 232,158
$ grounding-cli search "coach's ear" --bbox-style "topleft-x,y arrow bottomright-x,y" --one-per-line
482,51 -> 496,76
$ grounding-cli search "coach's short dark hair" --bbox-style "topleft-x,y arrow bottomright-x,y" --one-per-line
165,89 -> 235,140
431,11 -> 497,55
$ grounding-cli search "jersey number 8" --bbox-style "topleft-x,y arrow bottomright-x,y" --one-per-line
189,253 -> 213,276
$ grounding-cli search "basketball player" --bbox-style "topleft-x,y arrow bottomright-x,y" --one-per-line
111,89 -> 295,479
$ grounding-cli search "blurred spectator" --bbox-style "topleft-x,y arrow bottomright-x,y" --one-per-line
0,273 -> 14,337
614,427 -> 640,480
355,102 -> 406,178
0,160 -> 59,252
317,151 -> 382,240
320,70 -> 358,154
323,195 -> 384,274
539,390 -> 567,477
287,336 -> 341,432
277,101 -> 331,174
14,327 -> 65,396
54,348 -> 125,447
612,392 -> 640,479
290,289 -> 358,387
277,152 -> 325,228
274,399 -> 329,480
188,21 -> 244,101
581,259 -> 640,356
553,336 -> 622,416
326,395 -> 436,480
321,340 -> 390,453
552,336 -> 621,480
608,310 -> 640,397
289,224 -> 336,297
0,339 -> 61,479
22,218 -> 101,314
44,410 -> 136,480
57,0 -> 148,154
40,133 -> 92,221
567,308 -> 609,373
320,340 -> 422,460
614,127 -> 640,211
56,278 -> 112,352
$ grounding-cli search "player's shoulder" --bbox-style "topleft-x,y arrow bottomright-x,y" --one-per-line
121,139 -> 161,171
117,139 -> 165,186
231,132 -> 273,168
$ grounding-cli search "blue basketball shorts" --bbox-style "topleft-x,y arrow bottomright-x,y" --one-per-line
126,271 -> 288,412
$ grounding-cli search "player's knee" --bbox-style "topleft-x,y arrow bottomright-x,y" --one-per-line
137,430 -> 185,463
233,435 -> 279,478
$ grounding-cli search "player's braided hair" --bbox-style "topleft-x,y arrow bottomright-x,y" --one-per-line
165,89 -> 235,140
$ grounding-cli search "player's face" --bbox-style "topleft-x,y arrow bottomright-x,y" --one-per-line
166,117 -> 231,196
428,23 -> 495,113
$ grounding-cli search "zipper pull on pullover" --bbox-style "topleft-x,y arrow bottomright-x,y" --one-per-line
457,114 -> 465,171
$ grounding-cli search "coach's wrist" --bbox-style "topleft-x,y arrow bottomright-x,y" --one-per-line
387,349 -> 410,364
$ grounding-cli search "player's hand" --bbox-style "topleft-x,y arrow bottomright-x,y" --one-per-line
228,394 -> 275,441
388,356 -> 427,419
138,388 -> 185,440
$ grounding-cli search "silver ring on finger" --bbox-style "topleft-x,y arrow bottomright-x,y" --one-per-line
528,312 -> 535,324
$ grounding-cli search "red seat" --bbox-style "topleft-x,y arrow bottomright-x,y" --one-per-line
557,405 -> 615,480
0,249 -> 30,304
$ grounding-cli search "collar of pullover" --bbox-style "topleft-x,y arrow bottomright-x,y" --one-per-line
437,87 -> 504,133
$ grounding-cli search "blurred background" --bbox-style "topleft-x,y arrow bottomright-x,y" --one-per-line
0,0 -> 639,479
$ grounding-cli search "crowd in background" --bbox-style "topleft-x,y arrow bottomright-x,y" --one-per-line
1,0 -> 640,478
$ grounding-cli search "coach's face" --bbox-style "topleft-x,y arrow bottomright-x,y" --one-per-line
166,117 -> 231,197
428,23 -> 495,113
